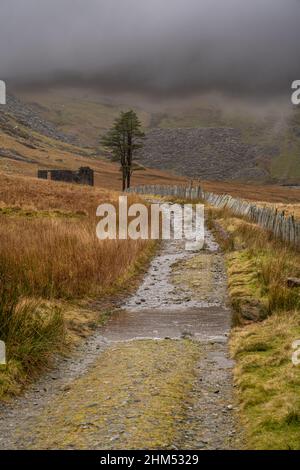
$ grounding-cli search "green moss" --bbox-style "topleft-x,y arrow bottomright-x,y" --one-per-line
13,339 -> 201,449
0,206 -> 87,219
226,250 -> 268,323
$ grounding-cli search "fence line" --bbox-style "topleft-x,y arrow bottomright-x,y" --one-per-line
127,184 -> 300,248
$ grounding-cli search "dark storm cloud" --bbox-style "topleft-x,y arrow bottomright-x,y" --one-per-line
0,0 -> 299,97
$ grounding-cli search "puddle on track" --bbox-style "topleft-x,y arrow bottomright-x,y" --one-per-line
102,226 -> 231,343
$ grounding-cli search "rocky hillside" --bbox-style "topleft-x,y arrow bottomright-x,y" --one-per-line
1,95 -> 77,145
138,128 -> 271,181
5,88 -> 300,183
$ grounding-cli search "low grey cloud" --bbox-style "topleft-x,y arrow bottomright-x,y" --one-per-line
0,0 -> 299,97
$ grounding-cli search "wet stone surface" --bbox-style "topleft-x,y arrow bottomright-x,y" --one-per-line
125,227 -> 220,312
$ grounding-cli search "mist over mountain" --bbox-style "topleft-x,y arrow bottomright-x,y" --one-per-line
1,0 -> 300,98
1,1 -> 300,184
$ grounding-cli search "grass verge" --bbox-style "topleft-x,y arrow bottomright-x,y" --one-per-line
207,206 -> 300,449
230,311 -> 300,449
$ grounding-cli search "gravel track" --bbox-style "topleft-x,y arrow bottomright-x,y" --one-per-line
0,225 -> 241,449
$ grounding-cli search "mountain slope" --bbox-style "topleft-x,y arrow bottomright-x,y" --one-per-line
16,87 -> 300,184
138,127 -> 270,182
0,94 -> 186,189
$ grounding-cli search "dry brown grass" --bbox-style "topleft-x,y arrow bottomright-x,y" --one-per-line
0,172 -> 157,399
0,171 -> 128,213
0,216 -> 151,300
202,180 -> 300,204
0,172 -> 157,300
254,201 -> 300,221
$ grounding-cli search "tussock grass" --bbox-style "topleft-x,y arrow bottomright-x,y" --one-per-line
227,251 -> 269,324
0,172 -> 121,214
0,173 -> 154,300
0,216 -> 150,300
231,311 -> 300,449
208,208 -> 300,321
237,231 -> 300,317
208,206 -> 300,448
0,275 -> 65,398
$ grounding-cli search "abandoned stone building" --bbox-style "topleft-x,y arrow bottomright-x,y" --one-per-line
37,166 -> 94,186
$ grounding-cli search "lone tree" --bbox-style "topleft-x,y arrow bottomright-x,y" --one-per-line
101,110 -> 145,191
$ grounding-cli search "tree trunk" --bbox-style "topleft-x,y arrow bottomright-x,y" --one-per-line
126,130 -> 132,190
126,171 -> 131,189
122,166 -> 126,191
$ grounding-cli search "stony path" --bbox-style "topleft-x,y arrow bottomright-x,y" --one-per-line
0,225 -> 241,449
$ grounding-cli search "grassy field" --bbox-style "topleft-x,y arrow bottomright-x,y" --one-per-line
207,207 -> 300,449
0,173 -> 157,400
201,180 -> 300,205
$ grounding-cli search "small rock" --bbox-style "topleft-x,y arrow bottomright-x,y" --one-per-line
287,277 -> 300,288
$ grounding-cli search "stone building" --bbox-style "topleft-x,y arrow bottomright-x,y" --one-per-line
37,166 -> 94,186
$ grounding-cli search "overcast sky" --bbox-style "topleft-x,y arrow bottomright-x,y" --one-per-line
0,0 -> 299,97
